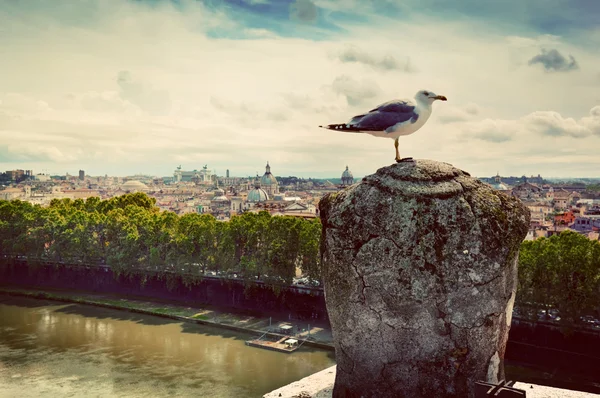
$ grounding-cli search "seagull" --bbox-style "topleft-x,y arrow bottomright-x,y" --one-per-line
319,90 -> 447,162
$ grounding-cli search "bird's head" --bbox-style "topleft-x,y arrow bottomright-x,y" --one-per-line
416,90 -> 447,104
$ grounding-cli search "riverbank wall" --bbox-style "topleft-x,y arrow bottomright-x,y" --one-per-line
0,259 -> 327,322
2,259 -> 600,382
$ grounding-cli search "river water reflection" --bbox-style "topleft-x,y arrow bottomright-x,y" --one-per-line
0,295 -> 335,397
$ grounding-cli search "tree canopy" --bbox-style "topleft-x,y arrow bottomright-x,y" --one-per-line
0,194 -> 322,289
517,230 -> 600,325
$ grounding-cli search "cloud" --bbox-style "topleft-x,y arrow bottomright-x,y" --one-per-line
524,111 -> 590,138
290,0 -> 318,23
528,48 -> 579,72
336,45 -> 416,72
210,96 -> 291,126
437,103 -> 480,124
463,106 -> 600,143
116,70 -> 172,114
329,75 -> 382,107
1,0 -> 600,178
243,0 -> 271,4
465,119 -> 515,143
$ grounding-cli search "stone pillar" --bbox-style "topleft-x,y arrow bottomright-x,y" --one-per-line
319,160 -> 530,398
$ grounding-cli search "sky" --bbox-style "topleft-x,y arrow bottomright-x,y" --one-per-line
0,0 -> 599,179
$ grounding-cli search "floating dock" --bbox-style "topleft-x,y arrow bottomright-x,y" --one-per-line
245,336 -> 300,353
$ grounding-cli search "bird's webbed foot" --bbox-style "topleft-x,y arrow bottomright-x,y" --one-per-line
396,157 -> 414,163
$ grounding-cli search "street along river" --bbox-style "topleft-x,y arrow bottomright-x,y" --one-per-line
0,295 -> 335,397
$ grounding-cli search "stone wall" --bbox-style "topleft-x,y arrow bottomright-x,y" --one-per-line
0,260 -> 327,321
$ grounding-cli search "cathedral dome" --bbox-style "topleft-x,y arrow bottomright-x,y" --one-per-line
121,180 -> 149,192
261,173 -> 277,186
247,187 -> 269,202
342,166 -> 353,179
341,166 -> 354,186
489,182 -> 509,191
260,162 -> 278,186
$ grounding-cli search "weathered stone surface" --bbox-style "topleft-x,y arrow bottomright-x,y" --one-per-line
319,160 -> 530,398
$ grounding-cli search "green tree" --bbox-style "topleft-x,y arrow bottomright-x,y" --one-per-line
518,231 -> 600,324
0,194 -> 325,293
298,218 -> 322,283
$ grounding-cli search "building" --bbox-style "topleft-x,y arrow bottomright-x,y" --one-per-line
260,162 -> 279,196
173,165 -> 212,183
0,187 -> 24,200
247,178 -> 270,203
34,174 -> 51,182
571,215 -> 600,233
488,173 -> 510,191
211,187 -> 230,212
512,182 -> 544,200
341,166 -> 354,186
523,201 -> 553,224
120,180 -> 149,193
5,169 -> 32,182
554,211 -> 576,226
79,170 -> 85,180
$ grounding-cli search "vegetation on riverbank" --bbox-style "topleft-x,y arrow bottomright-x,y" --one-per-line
2,194 -> 600,326
0,193 -> 322,289
517,230 -> 600,325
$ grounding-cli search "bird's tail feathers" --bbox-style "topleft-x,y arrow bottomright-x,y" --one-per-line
319,124 -> 363,133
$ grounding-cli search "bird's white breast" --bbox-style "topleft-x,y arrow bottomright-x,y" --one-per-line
389,106 -> 432,138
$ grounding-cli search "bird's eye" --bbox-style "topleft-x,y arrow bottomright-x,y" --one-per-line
423,91 -> 429,96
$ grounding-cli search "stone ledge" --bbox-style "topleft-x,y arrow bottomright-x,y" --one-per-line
263,365 -> 337,398
263,365 -> 599,398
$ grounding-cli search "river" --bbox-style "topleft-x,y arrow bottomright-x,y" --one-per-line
0,295 -> 335,397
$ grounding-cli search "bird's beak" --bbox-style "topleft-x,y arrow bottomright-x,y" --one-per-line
434,95 -> 447,101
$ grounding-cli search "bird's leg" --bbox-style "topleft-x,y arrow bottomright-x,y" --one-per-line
395,138 -> 413,163
394,138 -> 401,162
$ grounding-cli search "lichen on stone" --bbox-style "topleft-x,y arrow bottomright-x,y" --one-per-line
319,159 -> 530,398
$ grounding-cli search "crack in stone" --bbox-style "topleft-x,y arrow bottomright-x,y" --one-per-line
350,261 -> 369,303
471,273 -> 502,288
338,342 -> 356,374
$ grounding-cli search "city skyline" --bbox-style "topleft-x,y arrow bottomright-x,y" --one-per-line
1,1 -> 600,178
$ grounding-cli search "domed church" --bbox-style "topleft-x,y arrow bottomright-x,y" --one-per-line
260,162 -> 279,196
247,176 -> 269,203
341,165 -> 354,186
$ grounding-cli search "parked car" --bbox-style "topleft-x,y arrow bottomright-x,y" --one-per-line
580,315 -> 600,329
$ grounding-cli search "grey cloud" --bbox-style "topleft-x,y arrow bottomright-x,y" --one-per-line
465,106 -> 600,144
281,93 -> 313,109
210,96 -> 254,115
210,96 -> 291,124
117,70 -> 172,114
337,46 -> 416,73
330,75 -> 381,107
437,103 -> 481,124
464,104 -> 479,115
528,48 -> 579,72
473,131 -> 513,143
290,0 -> 318,23
525,111 -> 591,138
280,93 -> 342,116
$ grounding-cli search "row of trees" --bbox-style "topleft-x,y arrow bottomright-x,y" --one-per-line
518,230 -> 600,325
0,193 -> 322,287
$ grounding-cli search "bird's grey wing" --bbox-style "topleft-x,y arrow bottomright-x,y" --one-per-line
349,100 -> 418,131
367,99 -> 415,113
